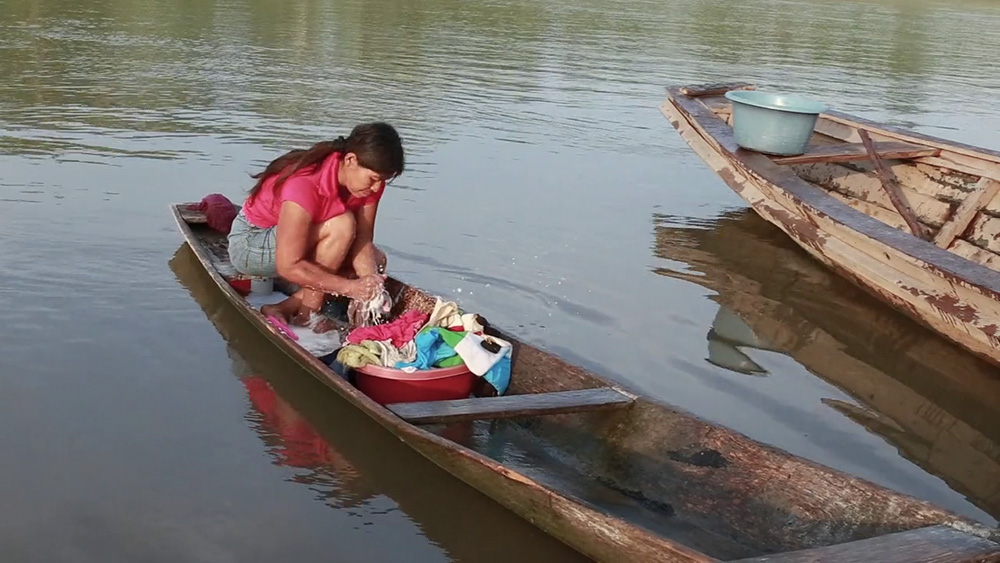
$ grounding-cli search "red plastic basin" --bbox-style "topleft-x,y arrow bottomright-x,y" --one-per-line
354,363 -> 475,405
228,278 -> 252,296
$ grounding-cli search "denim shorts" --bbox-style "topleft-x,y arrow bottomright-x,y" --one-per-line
227,208 -> 277,277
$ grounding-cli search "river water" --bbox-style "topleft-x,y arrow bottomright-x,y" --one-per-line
1,0 -> 999,560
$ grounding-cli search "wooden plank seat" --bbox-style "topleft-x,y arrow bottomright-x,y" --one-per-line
729,524 -> 1000,563
386,387 -> 636,425
770,140 -> 940,165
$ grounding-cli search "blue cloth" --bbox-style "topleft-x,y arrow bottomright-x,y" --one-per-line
395,328 -> 458,370
483,353 -> 511,395
396,327 -> 512,395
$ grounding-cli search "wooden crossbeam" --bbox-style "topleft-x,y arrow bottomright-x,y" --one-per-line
387,387 -> 635,425
728,524 -> 1000,563
934,177 -> 1000,249
859,129 -> 934,241
771,141 -> 939,166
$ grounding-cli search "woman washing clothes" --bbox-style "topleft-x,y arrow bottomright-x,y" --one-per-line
227,122 -> 405,332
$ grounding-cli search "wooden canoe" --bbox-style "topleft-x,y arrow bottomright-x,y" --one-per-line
171,203 -> 1000,562
166,245 -> 585,562
660,82 -> 1000,369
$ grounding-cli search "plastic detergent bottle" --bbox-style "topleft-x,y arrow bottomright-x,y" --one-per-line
250,276 -> 273,295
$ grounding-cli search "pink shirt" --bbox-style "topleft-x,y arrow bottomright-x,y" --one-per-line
242,152 -> 383,228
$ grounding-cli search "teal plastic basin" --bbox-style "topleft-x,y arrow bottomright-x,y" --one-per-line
724,90 -> 827,156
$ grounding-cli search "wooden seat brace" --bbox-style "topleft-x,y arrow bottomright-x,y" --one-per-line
387,387 -> 635,425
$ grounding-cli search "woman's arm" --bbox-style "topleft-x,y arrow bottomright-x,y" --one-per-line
273,201 -> 358,296
349,200 -> 380,276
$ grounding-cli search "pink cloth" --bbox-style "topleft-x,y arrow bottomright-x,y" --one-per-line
242,152 -> 384,228
346,310 -> 430,347
197,193 -> 238,234
266,315 -> 299,341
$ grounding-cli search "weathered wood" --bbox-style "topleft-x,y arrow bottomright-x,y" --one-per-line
986,188 -> 1000,217
815,116 -> 1000,182
823,188 -> 909,230
935,178 -> 1000,249
503,288 -> 993,556
792,162 -> 952,227
949,239 -> 1000,271
883,162 -> 980,203
387,387 -> 635,425
820,109 -> 1000,161
679,82 -> 755,97
859,129 -> 934,240
803,150 -> 984,204
178,204 -> 208,224
729,525 -> 1000,563
965,212 -> 1000,255
772,141 -> 938,166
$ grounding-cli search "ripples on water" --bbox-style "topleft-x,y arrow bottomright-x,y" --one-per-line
2,0 -> 1000,558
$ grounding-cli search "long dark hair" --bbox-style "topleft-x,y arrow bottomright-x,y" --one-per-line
248,122 -> 405,200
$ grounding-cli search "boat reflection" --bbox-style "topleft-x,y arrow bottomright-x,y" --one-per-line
168,244 -> 586,563
652,208 -> 1000,522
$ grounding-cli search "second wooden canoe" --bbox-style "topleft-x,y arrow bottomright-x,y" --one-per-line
661,82 -> 1000,369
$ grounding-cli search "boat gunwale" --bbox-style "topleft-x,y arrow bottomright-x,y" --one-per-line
821,109 -> 1000,165
663,85 -> 1000,300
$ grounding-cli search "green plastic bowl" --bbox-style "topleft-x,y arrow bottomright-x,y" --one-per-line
724,90 -> 827,156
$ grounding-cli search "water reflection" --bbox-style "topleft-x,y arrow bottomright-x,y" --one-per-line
652,209 -> 1000,523
167,245 -> 586,563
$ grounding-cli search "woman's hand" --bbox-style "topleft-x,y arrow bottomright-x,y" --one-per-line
349,274 -> 386,301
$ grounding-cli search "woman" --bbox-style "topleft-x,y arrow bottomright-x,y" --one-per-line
228,122 -> 405,332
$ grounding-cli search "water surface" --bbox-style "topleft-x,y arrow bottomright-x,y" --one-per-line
2,0 -> 999,559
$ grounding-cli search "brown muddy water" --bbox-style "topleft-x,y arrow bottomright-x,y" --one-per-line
1,0 -> 999,560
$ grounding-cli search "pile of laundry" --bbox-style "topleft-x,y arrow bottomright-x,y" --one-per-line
335,298 -> 512,395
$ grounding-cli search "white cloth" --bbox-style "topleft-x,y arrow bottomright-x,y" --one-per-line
421,298 -> 485,333
449,331 -> 511,376
371,339 -> 417,367
245,293 -> 342,357
359,287 -> 392,326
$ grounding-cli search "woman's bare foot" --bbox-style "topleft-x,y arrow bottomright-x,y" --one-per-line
290,305 -> 337,334
261,304 -> 284,321
310,316 -> 337,334
290,307 -> 313,327
261,296 -> 301,323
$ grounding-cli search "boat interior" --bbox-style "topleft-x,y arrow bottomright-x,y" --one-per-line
678,84 -> 1000,275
